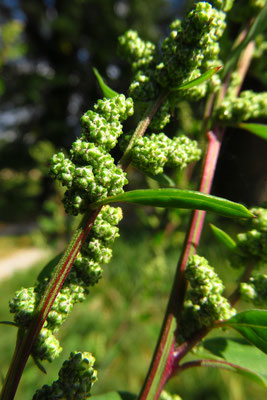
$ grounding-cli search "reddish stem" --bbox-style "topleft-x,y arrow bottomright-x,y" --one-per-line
139,128 -> 224,400
0,209 -> 100,400
0,91 -> 167,400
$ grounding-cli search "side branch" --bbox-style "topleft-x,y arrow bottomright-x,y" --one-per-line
138,128 -> 224,400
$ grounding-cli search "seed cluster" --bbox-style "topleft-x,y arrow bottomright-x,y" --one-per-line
118,2 -> 232,131
240,274 -> 267,306
122,132 -> 201,175
230,207 -> 267,269
32,351 -> 97,400
9,206 -> 122,362
50,94 -> 133,215
216,91 -> 267,123
179,255 -> 235,340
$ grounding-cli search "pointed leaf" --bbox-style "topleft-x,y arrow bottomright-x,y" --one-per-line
223,3 -> 267,76
170,67 -> 222,91
210,224 -> 237,251
223,310 -> 267,354
145,171 -> 175,187
90,189 -> 253,219
0,321 -> 18,327
31,355 -> 47,374
239,123 -> 267,141
193,337 -> 267,387
93,68 -> 119,99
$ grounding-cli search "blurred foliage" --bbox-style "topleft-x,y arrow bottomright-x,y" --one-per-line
0,0 -> 171,232
0,227 -> 267,399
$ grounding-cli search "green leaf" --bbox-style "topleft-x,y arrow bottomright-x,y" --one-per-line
93,68 -> 119,99
170,66 -> 222,91
90,189 -> 253,219
239,123 -> 267,141
0,321 -> 18,327
223,310 -> 267,354
90,392 -> 137,400
37,252 -> 63,282
223,3 -> 267,76
145,171 -> 175,187
31,355 -> 47,374
194,337 -> 267,387
210,224 -> 237,251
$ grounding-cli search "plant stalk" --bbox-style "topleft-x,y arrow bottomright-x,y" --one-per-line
0,209 -> 100,400
138,128 -> 224,400
0,94 -> 165,400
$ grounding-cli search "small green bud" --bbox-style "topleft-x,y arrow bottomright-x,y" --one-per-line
249,207 -> 267,232
93,94 -> 134,122
50,153 -> 75,188
216,91 -> 267,123
118,30 -> 156,71
166,135 -> 202,169
9,287 -> 37,326
126,132 -> 201,175
179,255 -> 235,340
129,69 -> 160,101
81,110 -> 122,151
240,274 -> 267,305
231,229 -> 267,267
83,238 -> 113,264
149,99 -> 171,130
32,328 -> 62,362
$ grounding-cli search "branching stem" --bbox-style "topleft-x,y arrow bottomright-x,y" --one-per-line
0,93 -> 165,400
138,128 -> 224,400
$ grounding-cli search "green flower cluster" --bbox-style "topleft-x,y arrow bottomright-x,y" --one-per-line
9,206 -> 122,362
216,91 -> 267,123
230,207 -> 267,268
157,2 -> 226,89
50,94 -> 133,215
179,255 -> 235,340
32,351 -> 97,400
122,132 -> 201,175
240,274 -> 267,306
118,1 -> 232,130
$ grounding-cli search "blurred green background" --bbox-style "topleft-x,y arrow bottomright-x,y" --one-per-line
0,0 -> 267,399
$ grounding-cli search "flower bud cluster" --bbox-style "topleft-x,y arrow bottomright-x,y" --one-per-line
9,206 -> 122,362
118,2 -> 232,130
157,2 -> 226,89
33,351 -> 97,400
122,132 -> 201,175
179,255 -> 235,340
230,207 -> 267,268
240,274 -> 267,306
117,29 -> 157,73
50,94 -> 133,215
216,91 -> 267,123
